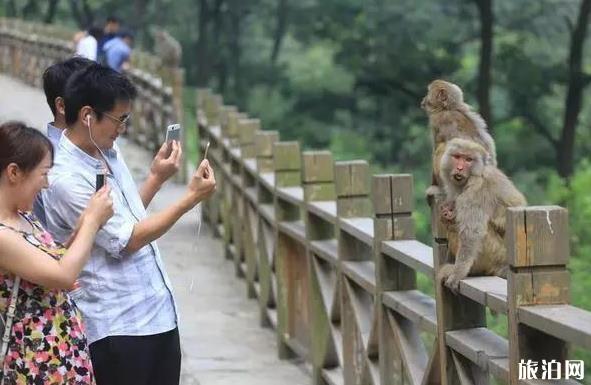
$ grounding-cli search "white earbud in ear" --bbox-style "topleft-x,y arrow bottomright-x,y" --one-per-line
86,114 -> 91,127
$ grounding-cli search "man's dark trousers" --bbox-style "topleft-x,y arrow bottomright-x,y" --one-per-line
90,327 -> 181,385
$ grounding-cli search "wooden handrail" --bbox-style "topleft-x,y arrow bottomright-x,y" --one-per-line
197,88 -> 590,385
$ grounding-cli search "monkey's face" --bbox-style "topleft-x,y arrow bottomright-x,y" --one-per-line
421,84 -> 439,112
449,152 -> 474,186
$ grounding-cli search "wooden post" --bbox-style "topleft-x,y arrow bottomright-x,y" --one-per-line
255,131 -> 279,173
432,193 -> 486,385
254,130 -> 279,328
334,160 -> 374,385
506,206 -> 570,384
197,89 -> 212,146
372,174 -> 415,268
230,128 -> 246,278
220,105 -> 238,138
372,174 -> 417,385
303,151 -> 337,384
216,104 -> 236,260
334,160 -> 372,219
302,151 -> 336,203
196,88 -> 210,114
273,141 -> 301,190
198,110 -> 211,223
171,67 -> 187,183
206,96 -> 229,238
204,94 -> 222,127
226,110 -> 247,147
302,150 -> 336,242
238,118 -> 260,159
273,141 -> 302,359
239,118 -> 260,298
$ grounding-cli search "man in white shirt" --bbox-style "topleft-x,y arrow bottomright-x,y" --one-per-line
43,63 -> 216,385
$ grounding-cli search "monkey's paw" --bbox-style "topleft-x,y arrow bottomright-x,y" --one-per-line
425,185 -> 442,207
437,263 -> 469,294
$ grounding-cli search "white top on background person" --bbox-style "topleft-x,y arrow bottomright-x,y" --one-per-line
74,26 -> 103,62
76,34 -> 97,61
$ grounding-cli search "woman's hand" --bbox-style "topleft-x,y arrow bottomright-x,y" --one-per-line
84,185 -> 114,229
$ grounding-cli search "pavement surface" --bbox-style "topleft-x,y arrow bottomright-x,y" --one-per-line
0,74 -> 310,385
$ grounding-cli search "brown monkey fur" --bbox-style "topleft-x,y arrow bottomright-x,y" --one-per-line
437,138 -> 526,292
421,79 -> 497,204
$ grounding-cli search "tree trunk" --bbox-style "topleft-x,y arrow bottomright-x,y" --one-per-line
230,11 -> 243,101
80,0 -> 94,28
44,0 -> 59,24
68,0 -> 84,29
6,0 -> 17,17
211,0 -> 225,90
474,0 -> 493,132
558,0 -> 591,179
270,0 -> 288,65
218,60 -> 228,94
229,2 -> 244,100
132,0 -> 149,43
153,0 -> 163,25
22,0 -> 39,19
195,0 -> 210,86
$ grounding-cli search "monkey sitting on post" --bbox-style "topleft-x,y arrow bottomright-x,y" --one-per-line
151,27 -> 182,68
437,138 -> 527,292
421,79 -> 497,205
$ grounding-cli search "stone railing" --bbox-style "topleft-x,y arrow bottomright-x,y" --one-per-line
197,89 -> 591,385
0,17 -> 184,157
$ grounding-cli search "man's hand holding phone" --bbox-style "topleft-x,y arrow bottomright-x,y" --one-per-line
150,140 -> 182,184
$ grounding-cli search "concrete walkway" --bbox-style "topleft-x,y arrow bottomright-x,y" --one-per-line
0,74 -> 310,385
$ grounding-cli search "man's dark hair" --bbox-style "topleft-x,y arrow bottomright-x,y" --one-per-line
88,25 -> 104,41
64,63 -> 137,126
106,16 -> 120,24
42,57 -> 94,116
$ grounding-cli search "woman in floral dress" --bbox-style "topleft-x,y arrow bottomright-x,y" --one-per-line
0,121 -> 113,384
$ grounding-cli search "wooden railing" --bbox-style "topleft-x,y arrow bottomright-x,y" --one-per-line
0,17 -> 183,155
197,89 -> 591,385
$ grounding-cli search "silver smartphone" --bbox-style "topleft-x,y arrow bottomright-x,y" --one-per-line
165,124 -> 182,142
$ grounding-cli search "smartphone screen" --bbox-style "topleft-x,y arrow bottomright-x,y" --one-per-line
96,173 -> 105,192
166,124 -> 181,142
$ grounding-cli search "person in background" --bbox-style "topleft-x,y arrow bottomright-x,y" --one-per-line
0,121 -> 113,385
33,57 -> 94,226
97,16 -> 120,65
104,29 -> 134,72
41,57 -> 94,148
75,26 -> 103,61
